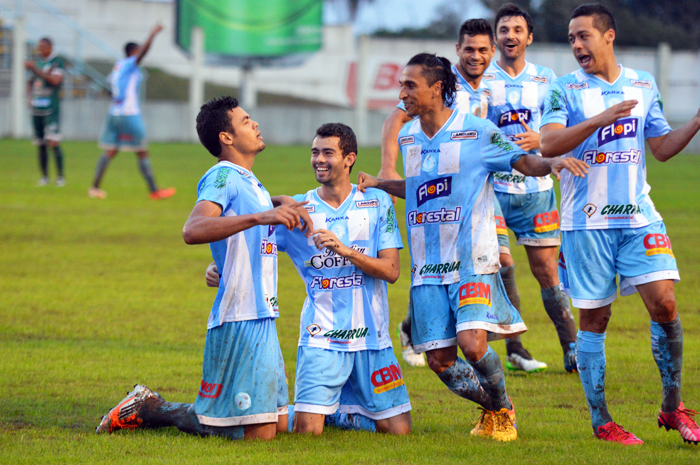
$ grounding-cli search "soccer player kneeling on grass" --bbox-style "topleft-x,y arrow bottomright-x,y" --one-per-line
359,53 -> 588,441
540,4 -> 700,445
207,123 -> 411,435
95,96 -> 311,440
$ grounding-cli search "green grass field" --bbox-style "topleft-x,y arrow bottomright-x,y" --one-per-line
1,138 -> 699,464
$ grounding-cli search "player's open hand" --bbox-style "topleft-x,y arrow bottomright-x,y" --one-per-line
357,172 -> 379,192
513,120 -> 540,152
550,157 -> 589,180
593,100 -> 638,128
311,229 -> 348,256
257,201 -> 308,231
152,24 -> 164,35
205,261 -> 220,288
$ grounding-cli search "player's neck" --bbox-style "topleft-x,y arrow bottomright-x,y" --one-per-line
419,106 -> 454,139
218,149 -> 255,171
317,179 -> 353,209
456,63 -> 482,90
497,55 -> 526,77
590,59 -> 621,84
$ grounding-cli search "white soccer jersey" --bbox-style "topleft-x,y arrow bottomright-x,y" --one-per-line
485,62 -> 556,194
540,65 -> 671,231
109,57 -> 142,116
399,110 -> 525,286
197,161 -> 279,328
276,186 -> 402,352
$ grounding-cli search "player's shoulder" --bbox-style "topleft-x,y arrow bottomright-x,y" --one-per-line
483,63 -> 498,81
527,62 -> 555,82
398,118 -> 421,139
621,67 -> 657,89
199,161 -> 247,188
551,70 -> 590,92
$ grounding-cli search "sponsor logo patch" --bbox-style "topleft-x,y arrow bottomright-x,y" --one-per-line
306,324 -> 322,336
304,204 -> 315,212
498,109 -> 531,127
601,204 -> 641,220
533,210 -> 560,233
458,282 -> 492,307
631,79 -> 652,89
644,233 -> 674,257
483,73 -> 495,80
418,261 -> 461,278
213,167 -> 231,188
399,136 -> 415,146
495,215 -> 507,235
323,327 -> 369,341
494,172 -> 526,185
490,132 -> 515,151
566,82 -> 589,90
371,364 -> 405,394
483,89 -> 491,97
582,149 -> 642,166
198,381 -> 223,399
260,239 -> 278,256
598,118 -> 638,146
304,245 -> 368,270
450,130 -> 478,140
582,204 -> 597,218
310,273 -> 364,290
416,176 -> 452,206
530,75 -> 549,83
407,206 -> 461,226
356,199 -> 379,208
558,251 -> 566,269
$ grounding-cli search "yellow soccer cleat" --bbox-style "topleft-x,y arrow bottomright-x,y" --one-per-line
492,407 -> 518,442
470,407 -> 494,437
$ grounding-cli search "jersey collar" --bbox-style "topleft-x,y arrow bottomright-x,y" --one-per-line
313,184 -> 356,212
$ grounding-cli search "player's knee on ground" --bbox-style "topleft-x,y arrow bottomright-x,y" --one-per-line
243,422 -> 278,440
293,412 -> 324,436
425,347 -> 458,374
375,412 -> 411,435
276,414 -> 288,434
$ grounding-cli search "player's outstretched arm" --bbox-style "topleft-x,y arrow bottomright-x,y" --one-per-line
540,100 -> 639,157
136,24 -> 164,64
182,199 -> 307,244
271,195 -> 314,237
357,172 -> 406,199
512,155 -> 589,180
312,229 -> 400,283
380,108 -> 411,180
647,110 -> 700,162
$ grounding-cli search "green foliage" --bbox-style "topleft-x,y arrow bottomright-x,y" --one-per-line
1,139 -> 699,463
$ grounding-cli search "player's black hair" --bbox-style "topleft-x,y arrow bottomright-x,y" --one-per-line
571,3 -> 616,34
406,53 -> 457,108
458,18 -> 494,46
196,96 -> 240,157
124,42 -> 139,57
314,123 -> 358,173
495,3 -> 534,35
39,37 -> 52,46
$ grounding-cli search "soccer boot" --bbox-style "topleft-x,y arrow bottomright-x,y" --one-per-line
149,188 -> 176,200
88,187 -> 107,199
37,177 -> 49,186
56,176 -> 66,187
506,346 -> 547,373
95,384 -> 161,434
507,397 -> 517,430
658,402 -> 700,444
595,421 -> 644,445
397,321 -> 425,367
470,407 -> 494,437
492,407 -> 518,442
564,342 -> 578,373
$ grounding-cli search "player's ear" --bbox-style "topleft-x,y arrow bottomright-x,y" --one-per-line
526,32 -> 533,47
605,28 -> 615,45
344,152 -> 357,170
219,131 -> 233,147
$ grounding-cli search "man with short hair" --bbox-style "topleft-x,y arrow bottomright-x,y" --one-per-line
540,3 -> 700,445
26,37 -> 66,186
360,53 -> 589,441
95,96 -> 309,441
88,25 -> 175,200
485,3 -> 578,373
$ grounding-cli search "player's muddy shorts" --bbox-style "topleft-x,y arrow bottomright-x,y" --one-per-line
99,114 -> 147,151
496,189 -> 560,247
195,318 -> 288,427
409,273 -> 527,354
494,197 -> 511,254
294,346 -> 411,420
32,112 -> 61,144
559,221 -> 680,309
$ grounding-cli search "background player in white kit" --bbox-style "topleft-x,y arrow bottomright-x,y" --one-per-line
359,53 -> 589,441
486,4 -> 578,373
95,96 -> 310,441
540,4 -> 700,445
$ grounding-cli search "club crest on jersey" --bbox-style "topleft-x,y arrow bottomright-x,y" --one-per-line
416,177 -> 451,206
598,118 -> 638,146
483,73 -> 495,80
306,324 -> 322,336
530,75 -> 548,83
260,239 -> 278,256
356,199 -> 379,208
450,130 -> 478,140
399,136 -> 415,146
582,204 -> 597,218
566,82 -> 589,90
631,79 -> 652,89
498,109 -> 531,127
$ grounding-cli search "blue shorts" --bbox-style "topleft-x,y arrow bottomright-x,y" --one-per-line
195,318 -> 288,427
496,189 -> 560,247
294,346 -> 411,421
559,222 -> 680,309
494,197 -> 511,254
409,273 -> 527,353
99,114 -> 147,151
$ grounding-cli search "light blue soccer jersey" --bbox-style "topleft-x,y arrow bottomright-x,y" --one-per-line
397,64 -> 491,117
540,65 -> 671,231
196,161 -> 279,328
276,186 -> 402,352
108,57 -> 142,116
399,110 -> 524,286
485,62 -> 556,194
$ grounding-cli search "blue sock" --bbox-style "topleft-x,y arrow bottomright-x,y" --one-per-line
576,330 -> 613,432
437,357 -> 491,409
651,317 -> 683,413
287,404 -> 295,432
467,346 -> 509,411
325,410 -> 376,432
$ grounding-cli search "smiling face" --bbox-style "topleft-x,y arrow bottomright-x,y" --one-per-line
226,107 -> 265,156
310,136 -> 355,187
398,65 -> 443,118
455,33 -> 495,81
568,15 -> 616,76
495,15 -> 532,63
